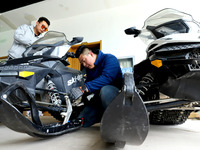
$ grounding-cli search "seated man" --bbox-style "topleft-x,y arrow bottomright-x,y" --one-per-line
69,45 -> 123,127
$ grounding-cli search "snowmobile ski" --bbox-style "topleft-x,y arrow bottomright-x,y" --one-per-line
100,73 -> 149,148
0,82 -> 83,137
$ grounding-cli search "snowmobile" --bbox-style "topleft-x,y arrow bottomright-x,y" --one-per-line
101,8 -> 200,147
1,8 -> 200,148
0,31 -> 85,137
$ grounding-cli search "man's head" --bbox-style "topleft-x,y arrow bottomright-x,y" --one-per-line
76,45 -> 97,69
35,17 -> 50,35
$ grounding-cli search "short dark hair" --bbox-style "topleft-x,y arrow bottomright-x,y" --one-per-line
38,17 -> 50,26
75,45 -> 88,58
76,45 -> 100,58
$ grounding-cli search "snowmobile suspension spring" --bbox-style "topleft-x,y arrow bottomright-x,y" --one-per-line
46,77 -> 62,106
137,73 -> 155,96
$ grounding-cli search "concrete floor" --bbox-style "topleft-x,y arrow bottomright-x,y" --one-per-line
0,118 -> 200,150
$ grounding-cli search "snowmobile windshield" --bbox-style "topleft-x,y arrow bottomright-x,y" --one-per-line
33,31 -> 67,45
23,31 -> 71,58
139,8 -> 200,45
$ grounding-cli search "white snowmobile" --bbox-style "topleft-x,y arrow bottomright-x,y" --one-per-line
101,8 -> 200,147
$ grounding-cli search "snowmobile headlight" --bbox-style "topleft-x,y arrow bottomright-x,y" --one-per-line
151,60 -> 162,68
19,71 -> 35,78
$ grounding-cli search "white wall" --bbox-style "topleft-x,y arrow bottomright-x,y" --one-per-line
2,0 -> 200,64
0,30 -> 14,56
49,4 -> 147,64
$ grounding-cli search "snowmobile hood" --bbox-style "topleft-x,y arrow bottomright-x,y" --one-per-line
147,33 -> 200,53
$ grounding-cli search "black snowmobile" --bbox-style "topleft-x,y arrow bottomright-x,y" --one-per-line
101,8 -> 200,147
0,31 -> 85,137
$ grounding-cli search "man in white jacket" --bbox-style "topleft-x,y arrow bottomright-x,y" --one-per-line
8,17 -> 50,59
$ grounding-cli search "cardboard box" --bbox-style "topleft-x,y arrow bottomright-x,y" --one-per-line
188,112 -> 200,119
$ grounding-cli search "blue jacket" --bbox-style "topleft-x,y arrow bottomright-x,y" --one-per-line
85,50 -> 123,93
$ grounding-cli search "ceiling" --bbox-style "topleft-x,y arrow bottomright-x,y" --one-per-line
0,0 -> 134,32
0,0 -> 44,13
0,0 -> 45,32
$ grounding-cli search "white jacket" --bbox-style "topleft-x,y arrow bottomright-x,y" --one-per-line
8,24 -> 42,59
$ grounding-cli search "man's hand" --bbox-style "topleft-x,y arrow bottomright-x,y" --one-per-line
68,85 -> 87,101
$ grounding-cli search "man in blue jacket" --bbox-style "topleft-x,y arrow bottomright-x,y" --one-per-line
69,45 -> 123,127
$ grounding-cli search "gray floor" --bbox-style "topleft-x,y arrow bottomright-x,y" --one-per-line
0,118 -> 200,150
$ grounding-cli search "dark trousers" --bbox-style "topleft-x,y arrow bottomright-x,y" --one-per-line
78,85 -> 120,127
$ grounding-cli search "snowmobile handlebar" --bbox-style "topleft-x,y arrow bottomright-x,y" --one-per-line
61,36 -> 83,60
66,52 -> 76,58
67,37 -> 84,46
61,52 -> 76,60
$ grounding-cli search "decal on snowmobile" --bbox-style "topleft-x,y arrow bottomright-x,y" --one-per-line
18,71 -> 35,78
0,65 -> 29,70
67,74 -> 83,86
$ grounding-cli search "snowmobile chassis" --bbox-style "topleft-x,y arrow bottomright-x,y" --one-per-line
0,82 -> 83,137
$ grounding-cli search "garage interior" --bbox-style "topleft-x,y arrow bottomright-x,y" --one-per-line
1,0 -> 200,150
